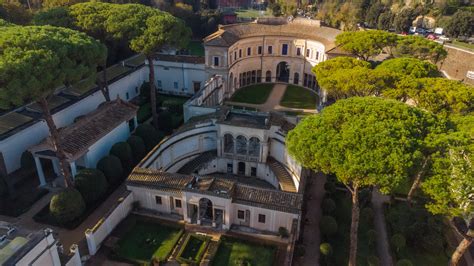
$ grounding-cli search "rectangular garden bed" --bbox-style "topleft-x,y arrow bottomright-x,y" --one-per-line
177,233 -> 211,264
211,236 -> 276,266
114,219 -> 183,264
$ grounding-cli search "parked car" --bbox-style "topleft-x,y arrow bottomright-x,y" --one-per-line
439,35 -> 451,42
426,34 -> 437,40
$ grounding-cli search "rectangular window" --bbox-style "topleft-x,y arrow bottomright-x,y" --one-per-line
174,82 -> 178,89
239,49 -> 242,58
258,46 -> 262,55
258,214 -> 266,223
175,199 -> 182,208
213,56 -> 219,66
251,167 -> 257,177
247,47 -> 251,56
238,210 -> 245,219
126,92 -> 129,100
296,47 -> 301,56
306,48 -> 310,57
157,80 -> 162,88
234,51 -> 237,60
316,51 -> 320,60
282,44 -> 288,55
268,46 -> 273,54
135,87 -> 138,94
155,196 -> 162,205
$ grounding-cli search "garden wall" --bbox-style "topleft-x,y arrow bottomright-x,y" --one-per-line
85,190 -> 134,255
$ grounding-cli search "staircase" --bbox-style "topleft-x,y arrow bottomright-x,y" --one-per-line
267,157 -> 297,193
178,150 -> 217,174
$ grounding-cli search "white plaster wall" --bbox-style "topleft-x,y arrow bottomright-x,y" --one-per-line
231,203 -> 297,233
153,60 -> 206,96
1,66 -> 148,174
88,122 -> 132,168
16,234 -> 61,266
269,137 -> 302,191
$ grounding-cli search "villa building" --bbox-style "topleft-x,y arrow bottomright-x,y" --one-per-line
126,108 -> 306,235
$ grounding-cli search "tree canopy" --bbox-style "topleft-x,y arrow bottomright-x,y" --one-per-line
0,25 -> 106,109
444,10 -> 474,38
394,36 -> 447,63
313,56 -> 371,81
376,58 -> 440,78
287,97 -> 435,193
335,30 -> 398,61
33,6 -> 73,27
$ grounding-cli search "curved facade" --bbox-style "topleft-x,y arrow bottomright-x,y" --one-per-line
204,18 -> 341,97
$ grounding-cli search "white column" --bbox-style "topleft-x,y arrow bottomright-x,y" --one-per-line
196,204 -> 201,225
133,116 -> 138,129
52,159 -> 60,176
34,157 -> 46,187
70,161 -> 77,179
83,153 -> 90,168
212,207 -> 216,227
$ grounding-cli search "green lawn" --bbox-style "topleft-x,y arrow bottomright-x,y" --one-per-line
116,221 -> 183,263
211,237 -> 276,266
280,85 -> 318,109
230,84 -> 274,104
187,41 -> 205,56
235,9 -> 271,19
177,234 -> 210,264
450,40 -> 474,52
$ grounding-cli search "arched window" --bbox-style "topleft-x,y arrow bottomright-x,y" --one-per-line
229,73 -> 234,90
236,135 -> 247,155
224,134 -> 234,153
234,77 -> 238,89
248,137 -> 260,157
265,71 -> 271,82
293,72 -> 299,85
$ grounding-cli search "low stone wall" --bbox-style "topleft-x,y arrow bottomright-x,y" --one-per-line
438,46 -> 474,85
85,190 -> 134,255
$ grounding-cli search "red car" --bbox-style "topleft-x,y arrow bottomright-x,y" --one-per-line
426,34 -> 437,40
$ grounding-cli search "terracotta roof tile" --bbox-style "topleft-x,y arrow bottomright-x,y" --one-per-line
233,184 -> 302,214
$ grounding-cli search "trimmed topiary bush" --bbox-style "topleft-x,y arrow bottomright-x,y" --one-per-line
157,110 -> 173,133
391,234 -> 406,252
278,227 -> 289,238
74,169 -> 108,205
110,142 -> 133,171
97,155 -> 124,185
127,135 -> 147,164
49,188 -> 85,224
20,151 -> 35,171
320,242 -> 332,256
367,255 -> 380,266
322,198 -> 336,214
320,215 -> 338,236
396,259 -> 413,266
134,124 -> 164,151
324,181 -> 336,194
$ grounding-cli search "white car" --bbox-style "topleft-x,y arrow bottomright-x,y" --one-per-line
439,35 -> 451,42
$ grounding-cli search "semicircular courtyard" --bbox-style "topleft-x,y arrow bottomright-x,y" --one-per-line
226,83 -> 320,115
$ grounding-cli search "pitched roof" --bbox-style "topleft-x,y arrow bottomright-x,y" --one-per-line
154,54 -> 205,64
30,99 -> 137,161
127,168 -> 194,191
204,18 -> 341,51
233,184 -> 302,214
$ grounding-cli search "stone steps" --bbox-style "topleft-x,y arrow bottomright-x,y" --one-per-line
178,150 -> 217,175
268,157 -> 297,193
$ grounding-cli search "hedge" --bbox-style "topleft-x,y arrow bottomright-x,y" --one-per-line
134,124 -> 164,151
110,142 -> 133,171
74,169 -> 108,205
127,135 -> 147,163
97,155 -> 124,185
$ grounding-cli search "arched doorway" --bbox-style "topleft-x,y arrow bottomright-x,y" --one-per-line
229,73 -> 234,91
276,61 -> 290,82
238,162 -> 246,175
199,198 -> 213,225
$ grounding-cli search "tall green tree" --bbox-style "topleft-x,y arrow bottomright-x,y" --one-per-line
287,97 -> 435,266
377,10 -> 393,30
376,57 -> 440,78
335,30 -> 398,61
106,4 -> 190,128
394,35 -> 447,63
422,115 -> 473,266
0,25 -> 106,187
33,7 -> 74,28
393,7 -> 416,33
444,10 -> 474,38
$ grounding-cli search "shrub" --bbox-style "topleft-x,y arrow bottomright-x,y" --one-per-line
157,110 -> 173,133
367,229 -> 377,247
74,169 -> 108,205
320,243 -> 332,256
396,259 -> 413,266
127,135 -> 147,163
110,142 -> 133,171
278,227 -> 289,238
49,188 -> 85,224
97,155 -> 124,185
20,151 -> 35,170
324,181 -> 336,194
367,255 -> 380,266
361,207 -> 374,223
134,124 -> 164,151
391,234 -> 406,252
322,198 -> 336,214
320,215 -> 338,236
421,234 -> 444,253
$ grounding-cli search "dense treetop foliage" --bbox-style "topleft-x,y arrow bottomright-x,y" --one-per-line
375,57 -> 440,78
